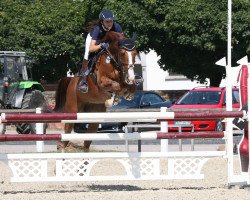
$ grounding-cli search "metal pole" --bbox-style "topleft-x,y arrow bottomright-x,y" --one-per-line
226,0 -> 234,184
178,126 -> 182,151
160,107 -> 168,152
191,125 -> 195,151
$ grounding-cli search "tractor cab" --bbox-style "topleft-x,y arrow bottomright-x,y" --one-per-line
0,51 -> 47,134
0,51 -> 30,105
0,51 -> 31,82
0,51 -> 44,108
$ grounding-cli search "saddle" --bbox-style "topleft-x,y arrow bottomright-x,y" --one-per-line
81,52 -> 102,84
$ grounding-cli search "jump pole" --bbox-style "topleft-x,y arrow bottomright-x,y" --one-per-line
0,111 -> 245,123
160,107 -> 168,152
247,59 -> 250,183
0,131 -> 225,142
35,108 -> 44,152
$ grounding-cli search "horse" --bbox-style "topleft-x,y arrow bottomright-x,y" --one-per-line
54,31 -> 139,151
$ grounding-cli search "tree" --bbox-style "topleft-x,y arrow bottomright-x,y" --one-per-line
0,0 -> 88,82
0,0 -> 249,85
110,0 -> 249,86
151,0 -> 249,86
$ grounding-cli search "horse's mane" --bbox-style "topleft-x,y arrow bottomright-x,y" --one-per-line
102,31 -> 125,41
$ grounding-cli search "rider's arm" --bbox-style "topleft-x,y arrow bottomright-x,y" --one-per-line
89,26 -> 102,52
89,40 -> 102,52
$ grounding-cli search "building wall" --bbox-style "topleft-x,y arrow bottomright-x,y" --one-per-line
140,50 -> 209,91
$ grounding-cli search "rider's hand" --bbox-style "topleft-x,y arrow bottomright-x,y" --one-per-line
100,42 -> 109,50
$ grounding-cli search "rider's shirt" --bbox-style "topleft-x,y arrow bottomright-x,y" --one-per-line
90,22 -> 123,40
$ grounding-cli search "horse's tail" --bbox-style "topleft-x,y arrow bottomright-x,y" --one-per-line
53,77 -> 72,112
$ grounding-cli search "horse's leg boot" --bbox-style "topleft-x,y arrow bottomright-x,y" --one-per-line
78,59 -> 89,93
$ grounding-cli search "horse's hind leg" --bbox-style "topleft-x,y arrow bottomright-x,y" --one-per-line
83,123 -> 99,150
84,103 -> 106,150
57,78 -> 79,151
57,123 -> 74,151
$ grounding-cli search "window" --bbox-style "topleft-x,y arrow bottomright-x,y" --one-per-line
223,90 -> 240,104
177,91 -> 222,105
141,93 -> 163,105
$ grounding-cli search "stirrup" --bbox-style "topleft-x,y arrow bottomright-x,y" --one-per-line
78,82 -> 88,93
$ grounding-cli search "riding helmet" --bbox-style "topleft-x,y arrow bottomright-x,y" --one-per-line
99,10 -> 115,21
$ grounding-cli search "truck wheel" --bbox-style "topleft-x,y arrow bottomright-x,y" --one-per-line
16,90 -> 48,134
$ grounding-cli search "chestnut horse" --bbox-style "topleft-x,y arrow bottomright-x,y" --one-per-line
54,31 -> 138,151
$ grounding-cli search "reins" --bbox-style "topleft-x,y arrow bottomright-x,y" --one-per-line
104,48 -> 122,69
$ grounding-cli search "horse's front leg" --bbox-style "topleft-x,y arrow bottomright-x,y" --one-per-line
120,84 -> 136,100
99,76 -> 121,92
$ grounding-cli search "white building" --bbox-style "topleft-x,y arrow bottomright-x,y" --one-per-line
139,50 -> 241,91
140,50 -> 209,91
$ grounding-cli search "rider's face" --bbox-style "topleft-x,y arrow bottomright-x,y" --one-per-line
102,20 -> 113,30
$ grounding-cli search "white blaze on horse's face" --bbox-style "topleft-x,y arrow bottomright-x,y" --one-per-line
125,51 -> 135,85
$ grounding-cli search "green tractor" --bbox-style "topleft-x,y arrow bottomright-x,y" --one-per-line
0,51 -> 48,134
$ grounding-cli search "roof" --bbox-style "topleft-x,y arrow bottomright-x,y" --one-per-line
190,87 -> 238,92
0,51 -> 26,56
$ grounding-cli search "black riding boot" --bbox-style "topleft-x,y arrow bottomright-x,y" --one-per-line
78,59 -> 90,93
78,74 -> 89,93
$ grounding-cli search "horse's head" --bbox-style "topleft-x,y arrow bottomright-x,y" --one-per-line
101,32 -> 138,86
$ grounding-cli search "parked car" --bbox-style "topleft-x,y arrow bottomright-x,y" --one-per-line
110,90 -> 172,109
74,91 -> 172,133
168,87 -> 240,132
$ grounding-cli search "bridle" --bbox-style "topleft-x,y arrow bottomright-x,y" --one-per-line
102,40 -> 136,85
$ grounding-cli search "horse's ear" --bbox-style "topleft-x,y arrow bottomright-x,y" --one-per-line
131,32 -> 137,41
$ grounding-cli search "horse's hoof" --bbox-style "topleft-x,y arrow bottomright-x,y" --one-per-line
57,146 -> 66,153
83,147 -> 90,152
57,141 -> 68,152
61,148 -> 66,153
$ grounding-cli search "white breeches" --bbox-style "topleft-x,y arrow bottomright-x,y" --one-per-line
84,33 -> 92,60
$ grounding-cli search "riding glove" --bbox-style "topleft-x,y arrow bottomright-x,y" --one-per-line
100,42 -> 109,50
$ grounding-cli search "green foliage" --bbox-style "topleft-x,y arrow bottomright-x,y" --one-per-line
0,0 -> 249,85
0,0 -> 87,82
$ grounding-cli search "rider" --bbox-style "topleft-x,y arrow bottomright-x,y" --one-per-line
78,9 -> 124,93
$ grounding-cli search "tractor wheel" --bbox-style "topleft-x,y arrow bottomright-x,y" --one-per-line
0,101 -> 6,134
16,90 -> 48,134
